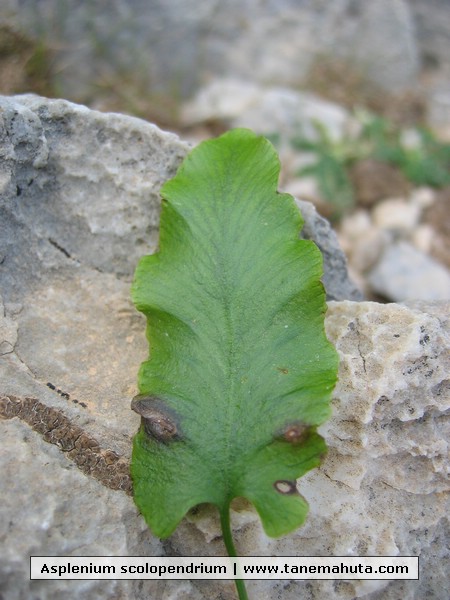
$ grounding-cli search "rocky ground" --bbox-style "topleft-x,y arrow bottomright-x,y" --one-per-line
1,3 -> 450,304
0,94 -> 449,600
177,78 -> 450,303
337,186 -> 450,301
1,4 -> 449,598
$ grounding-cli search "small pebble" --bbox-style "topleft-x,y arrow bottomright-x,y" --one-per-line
372,198 -> 421,232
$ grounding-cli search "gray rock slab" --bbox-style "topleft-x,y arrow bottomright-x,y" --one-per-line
1,418 -> 138,600
297,199 -> 363,302
0,93 -> 361,305
0,94 -> 189,289
1,0 -> 419,97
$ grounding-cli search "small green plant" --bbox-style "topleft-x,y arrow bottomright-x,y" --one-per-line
291,112 -> 450,218
291,120 -> 357,216
358,113 -> 450,187
131,129 -> 338,599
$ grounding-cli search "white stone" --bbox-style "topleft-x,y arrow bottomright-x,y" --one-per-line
351,227 -> 388,273
339,210 -> 372,243
181,78 -> 351,142
180,79 -> 261,124
411,223 -> 434,254
372,198 -> 421,232
368,241 -> 450,301
282,176 -> 320,204
408,186 -> 436,209
338,210 -> 385,269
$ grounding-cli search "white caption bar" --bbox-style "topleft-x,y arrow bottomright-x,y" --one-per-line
31,556 -> 419,580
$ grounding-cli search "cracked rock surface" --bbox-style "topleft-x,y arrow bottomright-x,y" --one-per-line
0,95 -> 448,600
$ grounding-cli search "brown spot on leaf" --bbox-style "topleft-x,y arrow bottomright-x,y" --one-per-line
131,395 -> 179,442
274,480 -> 297,495
280,421 -> 310,445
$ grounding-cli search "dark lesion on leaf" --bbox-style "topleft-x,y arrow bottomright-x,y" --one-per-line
274,480 -> 298,495
131,395 -> 180,443
0,395 -> 132,494
278,421 -> 312,445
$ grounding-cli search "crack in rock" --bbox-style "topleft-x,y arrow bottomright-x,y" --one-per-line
0,395 -> 132,495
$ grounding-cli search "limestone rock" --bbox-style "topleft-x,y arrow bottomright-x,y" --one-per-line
0,94 -> 361,304
1,96 -> 448,600
1,298 -> 448,600
1,0 -> 420,99
170,302 -> 450,600
0,94 -> 190,286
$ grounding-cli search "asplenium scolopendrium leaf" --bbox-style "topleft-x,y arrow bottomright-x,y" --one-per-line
131,129 -> 338,567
